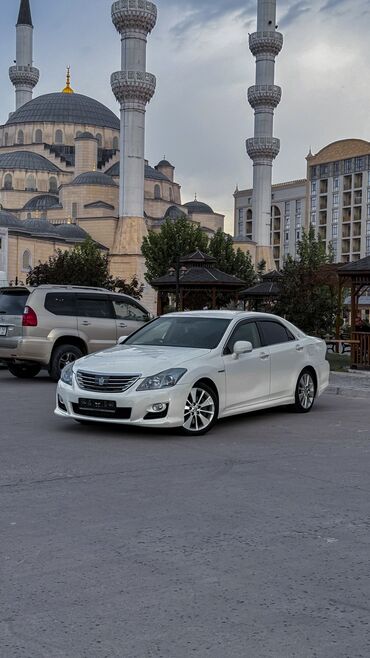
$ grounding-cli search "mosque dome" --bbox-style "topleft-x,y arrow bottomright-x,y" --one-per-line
105,161 -> 171,181
184,200 -> 214,215
0,211 -> 26,229
23,194 -> 59,211
54,223 -> 90,239
71,171 -> 118,187
5,92 -> 120,131
164,205 -> 186,220
0,151 -> 60,172
157,159 -> 173,168
23,218 -> 59,236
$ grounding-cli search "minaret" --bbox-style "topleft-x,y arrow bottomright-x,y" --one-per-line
246,0 -> 283,264
9,0 -> 39,110
110,0 -> 157,306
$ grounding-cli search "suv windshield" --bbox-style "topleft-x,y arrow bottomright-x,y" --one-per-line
0,290 -> 29,315
124,316 -> 231,349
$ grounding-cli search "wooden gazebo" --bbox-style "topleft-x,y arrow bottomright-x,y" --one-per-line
151,250 -> 246,315
240,271 -> 282,310
338,256 -> 370,369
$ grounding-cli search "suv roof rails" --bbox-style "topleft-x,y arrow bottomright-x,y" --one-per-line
36,285 -> 109,292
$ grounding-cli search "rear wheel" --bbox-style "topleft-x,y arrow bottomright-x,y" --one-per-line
49,344 -> 83,381
8,363 -> 41,379
181,383 -> 218,436
293,370 -> 316,413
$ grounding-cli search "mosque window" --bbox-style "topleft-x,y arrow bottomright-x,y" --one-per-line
113,136 -> 119,150
169,187 -> 173,201
4,133 -> 8,146
72,203 -> 78,219
25,175 -> 37,192
22,250 -> 32,271
96,133 -> 102,146
35,129 -> 43,143
76,131 -> 82,138
55,130 -> 63,144
49,177 -> 58,193
154,184 -> 161,200
17,130 -> 24,145
4,174 -> 13,190
27,212 -> 31,219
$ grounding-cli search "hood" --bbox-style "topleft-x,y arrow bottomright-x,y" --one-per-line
73,345 -> 211,377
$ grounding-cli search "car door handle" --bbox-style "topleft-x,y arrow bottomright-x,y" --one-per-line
296,345 -> 304,351
260,352 -> 270,360
119,322 -> 127,328
81,321 -> 91,326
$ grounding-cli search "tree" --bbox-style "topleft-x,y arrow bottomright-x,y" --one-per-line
141,217 -> 208,282
208,229 -> 256,286
27,238 -> 144,299
275,227 -> 338,336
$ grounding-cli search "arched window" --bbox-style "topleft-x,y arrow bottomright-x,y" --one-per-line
154,184 -> 161,200
49,177 -> 58,193
169,187 -> 173,201
55,130 -> 63,144
96,133 -> 102,146
76,131 -> 83,138
4,174 -> 13,190
27,212 -> 31,219
35,129 -> 43,143
113,136 -> 119,150
22,250 -> 32,271
25,174 -> 36,191
17,129 -> 24,145
41,211 -> 47,220
72,202 -> 78,219
4,133 -> 8,146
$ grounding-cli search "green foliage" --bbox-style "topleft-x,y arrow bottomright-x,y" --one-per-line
141,217 -> 208,282
256,259 -> 267,278
208,230 -> 256,286
26,238 -> 144,299
276,227 -> 338,336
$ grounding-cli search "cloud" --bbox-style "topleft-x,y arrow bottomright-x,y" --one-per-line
279,1 -> 311,27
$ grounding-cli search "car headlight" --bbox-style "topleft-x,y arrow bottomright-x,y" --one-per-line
60,363 -> 74,386
137,368 -> 187,391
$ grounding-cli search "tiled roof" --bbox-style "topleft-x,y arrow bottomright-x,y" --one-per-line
0,151 -> 61,172
17,0 -> 32,26
23,194 -> 59,211
339,256 -> 370,273
184,200 -> 214,215
71,171 -> 118,187
307,139 -> 370,165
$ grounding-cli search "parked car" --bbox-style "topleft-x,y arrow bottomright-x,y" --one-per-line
0,285 -> 152,381
55,310 -> 330,436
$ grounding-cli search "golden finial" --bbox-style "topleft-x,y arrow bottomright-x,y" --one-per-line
62,66 -> 74,94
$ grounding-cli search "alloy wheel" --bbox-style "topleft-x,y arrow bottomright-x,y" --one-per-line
183,387 -> 216,433
298,373 -> 315,410
59,351 -> 78,372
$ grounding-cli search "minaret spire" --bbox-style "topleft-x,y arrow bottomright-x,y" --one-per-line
246,0 -> 283,266
9,0 -> 39,110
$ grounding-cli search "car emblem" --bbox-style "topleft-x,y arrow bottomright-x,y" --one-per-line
97,376 -> 106,386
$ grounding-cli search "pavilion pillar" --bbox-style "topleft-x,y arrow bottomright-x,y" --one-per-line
211,288 -> 217,309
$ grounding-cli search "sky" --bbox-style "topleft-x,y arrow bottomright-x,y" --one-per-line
0,0 -> 369,232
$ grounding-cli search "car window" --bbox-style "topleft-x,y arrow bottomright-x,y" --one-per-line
77,295 -> 114,319
113,298 -> 148,322
224,321 -> 261,354
0,291 -> 29,315
125,317 -> 231,349
45,293 -> 76,316
259,320 -> 295,346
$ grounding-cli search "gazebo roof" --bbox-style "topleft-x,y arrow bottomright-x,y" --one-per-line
240,270 -> 282,299
338,256 -> 370,275
180,250 -> 217,265
152,267 -> 245,288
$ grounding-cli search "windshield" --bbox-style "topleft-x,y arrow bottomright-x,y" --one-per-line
0,291 -> 29,315
124,316 -> 231,349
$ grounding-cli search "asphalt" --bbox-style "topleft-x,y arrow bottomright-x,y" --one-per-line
1,370 -> 370,658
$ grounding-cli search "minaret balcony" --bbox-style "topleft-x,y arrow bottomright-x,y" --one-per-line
249,31 -> 283,58
248,85 -> 282,109
111,0 -> 157,34
246,137 -> 280,161
9,65 -> 39,88
111,70 -> 156,105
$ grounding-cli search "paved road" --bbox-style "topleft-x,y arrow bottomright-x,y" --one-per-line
1,370 -> 370,658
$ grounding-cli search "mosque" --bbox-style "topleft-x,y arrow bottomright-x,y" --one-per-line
0,0 -> 225,306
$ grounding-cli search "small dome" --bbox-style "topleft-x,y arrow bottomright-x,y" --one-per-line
54,223 -> 89,239
0,151 -> 61,172
23,194 -> 59,211
164,205 -> 186,220
75,132 -> 97,141
105,161 -> 171,181
0,211 -> 26,229
184,200 -> 214,215
23,218 -> 59,235
71,171 -> 118,187
157,159 -> 173,168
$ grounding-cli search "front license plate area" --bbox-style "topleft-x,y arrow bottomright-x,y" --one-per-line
0,327 -> 7,336
79,398 -> 116,412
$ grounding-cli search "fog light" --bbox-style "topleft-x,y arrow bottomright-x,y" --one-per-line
152,403 -> 166,412
58,395 -> 67,412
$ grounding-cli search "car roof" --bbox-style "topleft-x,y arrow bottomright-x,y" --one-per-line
164,310 -> 285,321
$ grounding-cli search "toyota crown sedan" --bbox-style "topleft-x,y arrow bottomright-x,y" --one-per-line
55,311 -> 330,436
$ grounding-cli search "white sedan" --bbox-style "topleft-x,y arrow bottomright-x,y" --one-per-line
55,311 -> 330,436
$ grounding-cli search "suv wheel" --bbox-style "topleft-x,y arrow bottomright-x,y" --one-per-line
49,344 -> 83,382
8,363 -> 41,379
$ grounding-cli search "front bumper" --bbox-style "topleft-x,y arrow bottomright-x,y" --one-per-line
55,379 -> 189,429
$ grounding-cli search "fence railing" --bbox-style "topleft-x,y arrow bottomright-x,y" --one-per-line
352,332 -> 370,369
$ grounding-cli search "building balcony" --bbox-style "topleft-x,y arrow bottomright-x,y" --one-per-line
249,31 -> 283,58
247,85 -> 282,109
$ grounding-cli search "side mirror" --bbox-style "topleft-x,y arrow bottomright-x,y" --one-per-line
233,340 -> 253,358
117,335 -> 128,345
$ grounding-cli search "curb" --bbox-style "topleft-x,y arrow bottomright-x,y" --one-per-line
326,386 -> 369,399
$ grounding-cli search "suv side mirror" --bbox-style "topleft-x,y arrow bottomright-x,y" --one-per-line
117,335 -> 128,345
233,340 -> 253,358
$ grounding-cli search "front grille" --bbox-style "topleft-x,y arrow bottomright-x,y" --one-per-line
72,404 -> 132,420
76,370 -> 140,393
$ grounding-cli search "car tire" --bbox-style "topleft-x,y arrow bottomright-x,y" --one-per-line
49,344 -> 83,381
293,369 -> 316,413
8,363 -> 41,379
181,383 -> 218,436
